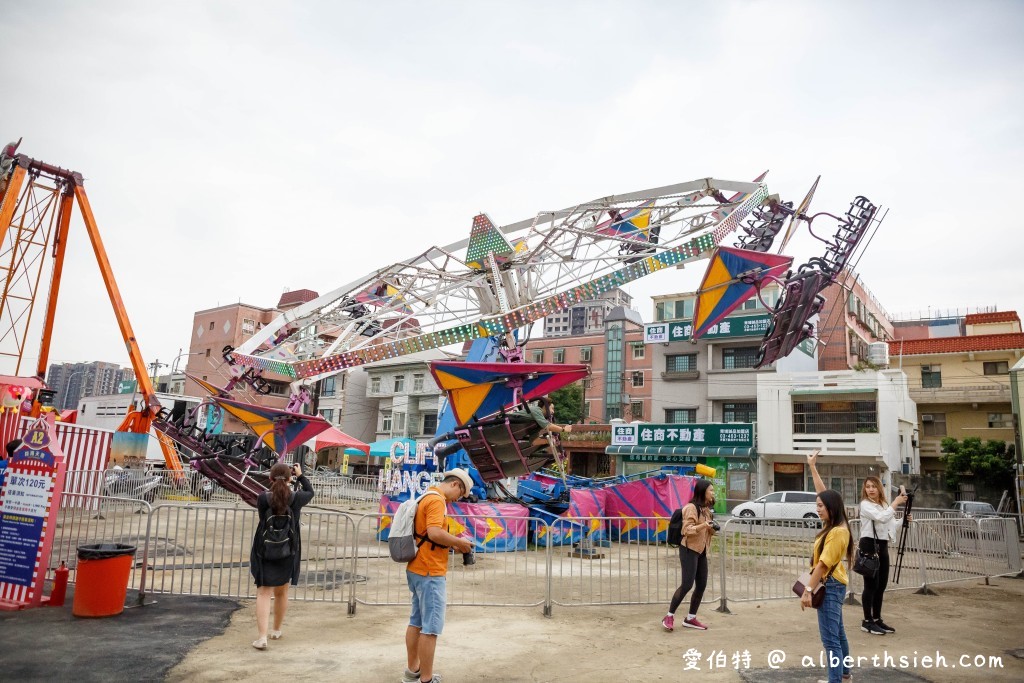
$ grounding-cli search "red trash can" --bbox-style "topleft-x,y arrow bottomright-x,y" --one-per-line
72,543 -> 136,617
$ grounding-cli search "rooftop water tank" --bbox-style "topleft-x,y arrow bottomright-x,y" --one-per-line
867,342 -> 890,367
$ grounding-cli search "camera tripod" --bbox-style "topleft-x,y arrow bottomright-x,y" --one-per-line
893,486 -> 917,584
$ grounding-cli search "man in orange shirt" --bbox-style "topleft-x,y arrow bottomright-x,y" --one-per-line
402,468 -> 474,683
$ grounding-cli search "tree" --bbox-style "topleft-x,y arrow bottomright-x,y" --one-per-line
939,437 -> 1015,489
549,382 -> 584,425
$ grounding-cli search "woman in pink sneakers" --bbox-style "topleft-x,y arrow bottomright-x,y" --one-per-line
662,478 -> 717,632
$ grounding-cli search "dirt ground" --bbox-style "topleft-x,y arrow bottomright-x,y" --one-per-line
168,576 -> 1024,683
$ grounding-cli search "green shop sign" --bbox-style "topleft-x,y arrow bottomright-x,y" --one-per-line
611,422 -> 755,449
643,313 -> 771,344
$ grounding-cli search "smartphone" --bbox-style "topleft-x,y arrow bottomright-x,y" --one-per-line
899,485 -> 906,496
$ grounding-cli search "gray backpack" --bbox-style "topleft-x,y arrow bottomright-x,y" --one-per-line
388,490 -> 444,562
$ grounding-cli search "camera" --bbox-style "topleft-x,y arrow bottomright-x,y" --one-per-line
709,520 -> 721,532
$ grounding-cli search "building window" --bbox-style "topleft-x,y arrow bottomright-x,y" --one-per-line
631,371 -> 644,388
205,348 -> 211,358
321,376 -> 336,397
631,343 -> 645,359
422,413 -> 438,435
630,401 -> 644,420
267,383 -> 288,396
413,374 -> 424,392
723,346 -> 760,370
583,377 -> 593,389
583,401 -> 591,417
793,400 -> 878,434
209,322 -> 215,331
381,412 -> 392,432
394,412 -> 406,433
370,377 -> 381,394
983,361 -> 1009,375
921,413 -> 946,437
319,408 -> 334,423
921,366 -> 942,388
552,349 -> 565,363
580,347 -> 592,362
530,350 -> 545,363
665,408 -> 696,424
242,318 -> 256,336
394,375 -> 405,392
988,413 -> 1012,429
655,299 -> 694,322
723,402 -> 756,423
666,354 -> 697,373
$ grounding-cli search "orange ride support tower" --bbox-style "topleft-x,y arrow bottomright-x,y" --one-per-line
0,146 -> 182,473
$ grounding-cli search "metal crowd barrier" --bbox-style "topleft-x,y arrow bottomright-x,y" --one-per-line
43,499 -> 1023,616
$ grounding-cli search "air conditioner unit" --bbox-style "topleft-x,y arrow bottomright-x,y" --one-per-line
921,414 -> 934,422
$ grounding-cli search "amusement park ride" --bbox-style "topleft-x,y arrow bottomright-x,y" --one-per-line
0,138 -> 884,509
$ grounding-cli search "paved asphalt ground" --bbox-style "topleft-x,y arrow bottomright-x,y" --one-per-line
0,587 -> 242,682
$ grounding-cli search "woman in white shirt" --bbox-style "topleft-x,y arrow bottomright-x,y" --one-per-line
858,477 -> 908,635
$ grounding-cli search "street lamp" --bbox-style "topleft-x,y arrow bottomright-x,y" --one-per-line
171,348 -> 204,374
62,369 -> 88,410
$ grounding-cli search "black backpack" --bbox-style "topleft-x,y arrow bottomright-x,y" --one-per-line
667,508 -> 684,547
259,502 -> 295,561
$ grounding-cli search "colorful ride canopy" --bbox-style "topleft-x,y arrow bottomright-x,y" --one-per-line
690,246 -> 793,340
210,396 -> 332,456
430,361 -> 588,426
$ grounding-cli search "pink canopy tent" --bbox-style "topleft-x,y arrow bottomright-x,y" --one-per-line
311,425 -> 370,454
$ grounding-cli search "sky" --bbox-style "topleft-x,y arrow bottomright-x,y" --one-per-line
3,0 -> 1023,377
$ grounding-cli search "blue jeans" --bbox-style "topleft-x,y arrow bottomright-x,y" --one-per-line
407,571 -> 447,636
816,577 -> 850,683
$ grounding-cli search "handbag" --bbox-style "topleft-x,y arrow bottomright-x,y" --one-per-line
792,561 -> 837,609
853,521 -> 881,578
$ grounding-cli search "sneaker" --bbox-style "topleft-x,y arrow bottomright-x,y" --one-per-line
419,676 -> 442,683
400,670 -> 420,683
661,615 -> 674,632
269,630 -> 282,640
860,620 -> 886,635
682,616 -> 708,630
874,620 -> 895,633
251,637 -> 268,650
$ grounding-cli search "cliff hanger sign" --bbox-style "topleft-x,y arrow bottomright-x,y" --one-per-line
643,313 -> 771,344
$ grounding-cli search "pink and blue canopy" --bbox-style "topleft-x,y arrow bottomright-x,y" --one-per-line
430,361 -> 589,426
210,396 -> 333,455
691,246 -> 793,340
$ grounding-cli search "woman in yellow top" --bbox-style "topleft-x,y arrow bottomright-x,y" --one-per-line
803,451 -> 853,683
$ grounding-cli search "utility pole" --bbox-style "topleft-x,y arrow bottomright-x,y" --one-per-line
148,359 -> 167,391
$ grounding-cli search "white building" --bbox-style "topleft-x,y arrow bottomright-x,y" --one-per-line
755,369 -> 918,500
77,392 -> 206,465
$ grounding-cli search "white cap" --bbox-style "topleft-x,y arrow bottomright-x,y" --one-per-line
442,468 -> 474,497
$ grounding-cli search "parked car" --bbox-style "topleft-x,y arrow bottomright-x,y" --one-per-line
950,501 -> 998,519
731,491 -> 821,526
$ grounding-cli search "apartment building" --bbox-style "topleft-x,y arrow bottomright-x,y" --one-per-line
183,289 -> 320,432
46,361 -> 130,410
542,288 -> 633,338
756,369 -> 917,500
630,286 -> 817,503
816,270 -> 895,370
887,311 -> 1024,474
524,306 -> 649,423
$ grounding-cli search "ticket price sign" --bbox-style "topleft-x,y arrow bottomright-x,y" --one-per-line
0,417 -> 67,610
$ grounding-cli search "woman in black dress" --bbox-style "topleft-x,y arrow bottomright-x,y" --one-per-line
250,462 -> 314,650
